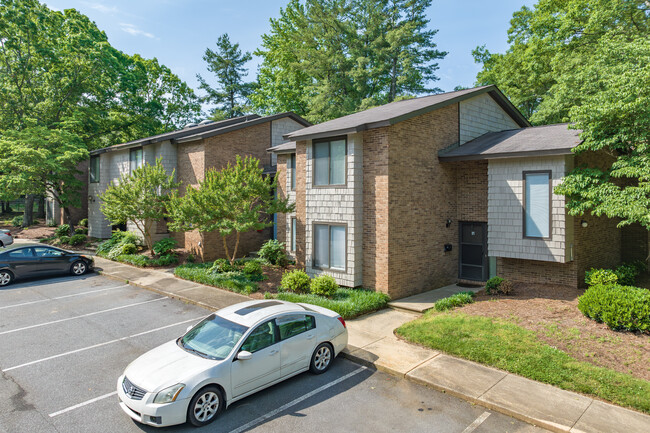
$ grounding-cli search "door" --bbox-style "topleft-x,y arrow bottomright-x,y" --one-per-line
231,320 -> 281,398
459,222 -> 487,281
277,314 -> 316,377
33,247 -> 69,274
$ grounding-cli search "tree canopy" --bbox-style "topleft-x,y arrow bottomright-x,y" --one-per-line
251,0 -> 446,122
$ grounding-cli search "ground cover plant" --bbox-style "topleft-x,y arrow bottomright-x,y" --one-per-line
97,233 -> 178,267
433,292 -> 475,312
174,262 -> 260,295
270,288 -> 390,319
396,311 -> 650,414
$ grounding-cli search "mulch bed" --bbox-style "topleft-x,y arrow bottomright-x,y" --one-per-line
249,263 -> 297,299
0,220 -> 56,241
458,283 -> 650,381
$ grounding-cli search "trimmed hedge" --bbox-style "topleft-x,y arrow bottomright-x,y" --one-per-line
310,275 -> 338,298
578,284 -> 650,332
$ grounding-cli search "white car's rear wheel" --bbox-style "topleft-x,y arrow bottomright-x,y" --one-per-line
310,342 -> 333,374
187,386 -> 224,427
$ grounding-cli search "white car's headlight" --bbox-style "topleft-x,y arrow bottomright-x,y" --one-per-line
153,383 -> 185,404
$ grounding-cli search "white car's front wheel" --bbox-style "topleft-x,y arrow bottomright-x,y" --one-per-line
187,386 -> 224,427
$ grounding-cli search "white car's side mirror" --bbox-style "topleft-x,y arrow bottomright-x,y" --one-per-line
237,351 -> 253,361
186,326 -> 193,333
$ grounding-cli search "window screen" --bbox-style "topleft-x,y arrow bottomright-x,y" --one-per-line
313,223 -> 346,270
313,139 -> 346,186
291,218 -> 297,252
130,148 -> 143,173
90,156 -> 100,183
524,172 -> 550,238
290,153 -> 296,190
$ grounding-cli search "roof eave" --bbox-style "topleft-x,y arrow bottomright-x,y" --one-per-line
438,148 -> 575,162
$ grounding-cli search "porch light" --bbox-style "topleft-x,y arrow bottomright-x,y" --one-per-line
581,220 -> 588,228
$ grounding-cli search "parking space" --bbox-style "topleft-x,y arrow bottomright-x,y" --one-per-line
0,273 -> 547,433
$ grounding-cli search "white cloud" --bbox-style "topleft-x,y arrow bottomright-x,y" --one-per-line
83,2 -> 120,15
119,23 -> 155,39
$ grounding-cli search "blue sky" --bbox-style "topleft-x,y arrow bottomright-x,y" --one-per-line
45,0 -> 536,104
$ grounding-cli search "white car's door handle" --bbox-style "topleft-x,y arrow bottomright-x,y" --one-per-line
306,334 -> 314,340
269,349 -> 278,355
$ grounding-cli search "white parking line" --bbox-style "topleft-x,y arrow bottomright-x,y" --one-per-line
0,298 -> 165,336
462,411 -> 491,433
2,316 -> 204,372
0,285 -> 129,311
48,391 -> 117,418
230,366 -> 367,433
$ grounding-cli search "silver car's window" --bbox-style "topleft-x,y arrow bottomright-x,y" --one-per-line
180,314 -> 247,360
240,320 -> 278,353
276,314 -> 316,341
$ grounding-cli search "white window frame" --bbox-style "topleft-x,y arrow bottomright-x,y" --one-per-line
523,170 -> 552,239
312,222 -> 347,272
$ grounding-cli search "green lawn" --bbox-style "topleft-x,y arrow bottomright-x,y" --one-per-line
269,288 -> 390,319
396,312 -> 650,414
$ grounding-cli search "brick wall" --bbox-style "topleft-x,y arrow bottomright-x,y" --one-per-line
276,154 -> 288,247
459,93 -> 520,144
621,224 -> 648,264
295,141 -> 307,266
386,104 -> 460,298
175,141 -> 205,259
496,257 -> 578,287
455,160 -> 488,222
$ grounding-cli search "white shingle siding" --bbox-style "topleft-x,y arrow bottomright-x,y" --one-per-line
304,132 -> 363,287
88,140 -> 177,240
284,157 -> 297,259
271,118 -> 303,165
459,93 -> 520,144
487,156 -> 573,263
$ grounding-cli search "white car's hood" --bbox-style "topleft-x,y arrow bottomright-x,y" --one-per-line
124,340 -> 218,392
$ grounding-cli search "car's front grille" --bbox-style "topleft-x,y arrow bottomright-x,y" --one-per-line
122,376 -> 147,401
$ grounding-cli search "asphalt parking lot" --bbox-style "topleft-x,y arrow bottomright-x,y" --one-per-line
0,273 -> 548,433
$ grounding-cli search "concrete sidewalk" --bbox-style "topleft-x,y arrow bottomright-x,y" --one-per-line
93,258 -> 650,433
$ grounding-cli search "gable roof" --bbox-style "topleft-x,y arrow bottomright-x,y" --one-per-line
267,141 -> 296,154
438,123 -> 582,161
90,112 -> 310,155
284,85 -> 530,142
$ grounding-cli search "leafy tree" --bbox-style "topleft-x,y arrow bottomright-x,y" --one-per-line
197,33 -> 253,119
100,159 -> 179,252
251,0 -> 446,122
167,156 -> 294,264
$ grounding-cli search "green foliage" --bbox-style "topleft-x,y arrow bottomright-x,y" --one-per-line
209,258 -> 236,274
434,292 -> 475,312
152,238 -> 177,256
186,254 -> 195,263
175,263 -> 258,295
485,276 -> 512,295
168,156 -> 294,264
251,0 -> 446,122
121,243 -> 137,255
310,275 -> 339,298
74,227 -> 88,235
11,215 -> 22,227
578,284 -> 650,333
585,268 -> 618,287
614,264 -> 639,287
396,313 -> 650,413
271,288 -> 390,319
96,230 -> 140,259
242,260 -> 263,279
280,269 -> 311,294
78,219 -> 88,227
58,235 -> 70,245
100,159 -> 179,250
197,33 -> 253,119
68,234 -> 87,246
115,254 -> 179,268
55,225 -> 70,237
258,239 -> 287,266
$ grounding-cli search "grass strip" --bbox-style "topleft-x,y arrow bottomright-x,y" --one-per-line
396,312 -> 650,414
269,288 -> 390,319
174,263 -> 258,295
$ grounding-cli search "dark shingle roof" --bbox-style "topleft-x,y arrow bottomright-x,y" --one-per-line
285,85 -> 530,141
267,141 -> 296,154
438,124 -> 582,161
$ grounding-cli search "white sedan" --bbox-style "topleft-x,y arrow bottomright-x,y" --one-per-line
0,229 -> 14,248
117,300 -> 348,428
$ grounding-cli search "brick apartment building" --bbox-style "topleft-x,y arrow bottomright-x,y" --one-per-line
271,85 -> 649,299
88,113 -> 310,260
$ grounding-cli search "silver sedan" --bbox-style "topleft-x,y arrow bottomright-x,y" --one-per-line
0,229 -> 14,248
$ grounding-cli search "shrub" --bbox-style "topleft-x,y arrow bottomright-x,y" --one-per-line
209,258 -> 236,274
55,224 -> 70,237
258,239 -> 287,265
121,243 -> 137,255
485,276 -> 512,295
116,253 -> 178,267
280,269 -> 311,294
271,288 -> 390,319
614,264 -> 639,286
97,230 -> 140,259
153,238 -> 177,256
578,284 -> 650,332
175,264 -> 258,295
11,215 -> 22,227
58,235 -> 71,244
75,227 -> 88,235
585,268 -> 618,287
242,260 -> 263,279
68,234 -> 87,246
434,292 -> 476,312
310,275 -> 339,298
78,218 -> 88,227
47,220 -> 58,227
186,254 -> 195,263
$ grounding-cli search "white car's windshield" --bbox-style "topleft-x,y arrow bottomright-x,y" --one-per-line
179,314 -> 248,360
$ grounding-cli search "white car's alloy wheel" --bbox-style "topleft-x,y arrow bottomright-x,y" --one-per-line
71,261 -> 86,275
310,343 -> 333,374
193,391 -> 219,422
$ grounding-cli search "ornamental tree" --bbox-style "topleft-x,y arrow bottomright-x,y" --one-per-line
100,159 -> 179,252
167,156 -> 294,264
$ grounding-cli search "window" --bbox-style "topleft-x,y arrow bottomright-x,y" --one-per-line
290,218 -> 297,252
313,223 -> 346,270
524,171 -> 551,238
240,320 -> 278,353
313,138 -> 346,186
290,153 -> 296,190
90,155 -> 100,183
8,248 -> 33,258
276,314 -> 315,340
34,247 -> 64,257
130,148 -> 143,173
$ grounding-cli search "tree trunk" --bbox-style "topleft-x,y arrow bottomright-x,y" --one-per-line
230,232 -> 241,264
36,195 -> 45,219
222,235 -> 232,265
23,195 -> 34,227
63,207 -> 75,235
